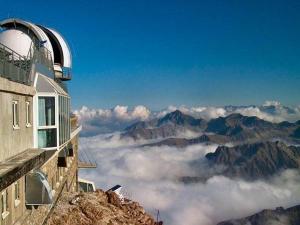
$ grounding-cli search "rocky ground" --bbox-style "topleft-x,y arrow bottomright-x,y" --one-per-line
46,190 -> 161,225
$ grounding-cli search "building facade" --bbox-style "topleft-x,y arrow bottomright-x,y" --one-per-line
0,18 -> 82,225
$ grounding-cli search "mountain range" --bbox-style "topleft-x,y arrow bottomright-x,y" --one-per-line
205,141 -> 300,180
123,110 -> 300,145
217,205 -> 300,225
122,110 -> 300,223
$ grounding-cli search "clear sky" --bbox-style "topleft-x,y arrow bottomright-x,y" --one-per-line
1,0 -> 300,109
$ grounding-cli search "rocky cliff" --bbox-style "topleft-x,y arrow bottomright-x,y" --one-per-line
205,141 -> 300,180
46,190 -> 161,225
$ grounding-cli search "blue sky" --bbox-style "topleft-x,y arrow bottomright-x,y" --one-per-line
1,0 -> 300,110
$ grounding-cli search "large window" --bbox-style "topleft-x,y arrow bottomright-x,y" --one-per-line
38,96 -> 56,148
38,129 -> 57,148
59,96 -> 70,145
38,97 -> 55,126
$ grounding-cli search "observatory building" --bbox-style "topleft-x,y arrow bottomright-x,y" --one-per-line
0,18 -> 91,225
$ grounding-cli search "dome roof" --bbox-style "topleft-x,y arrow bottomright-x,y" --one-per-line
0,29 -> 33,57
37,26 -> 72,68
0,18 -> 54,60
0,18 -> 72,68
47,28 -> 72,68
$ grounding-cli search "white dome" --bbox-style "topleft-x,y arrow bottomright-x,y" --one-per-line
0,19 -> 55,61
48,28 -> 72,68
0,29 -> 33,57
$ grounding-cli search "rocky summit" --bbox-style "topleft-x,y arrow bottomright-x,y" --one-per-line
46,190 -> 160,225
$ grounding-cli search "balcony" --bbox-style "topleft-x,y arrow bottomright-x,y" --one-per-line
54,64 -> 72,81
0,43 -> 31,85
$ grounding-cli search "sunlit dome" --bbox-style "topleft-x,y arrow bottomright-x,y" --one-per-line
0,18 -> 72,69
0,29 -> 33,57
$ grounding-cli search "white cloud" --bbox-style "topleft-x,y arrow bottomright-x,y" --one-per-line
263,100 -> 282,107
73,105 -> 152,136
131,105 -> 151,120
234,106 -> 280,122
79,133 -> 300,225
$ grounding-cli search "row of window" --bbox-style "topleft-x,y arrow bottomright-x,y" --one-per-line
1,181 -> 20,220
12,101 -> 31,129
12,96 -> 71,148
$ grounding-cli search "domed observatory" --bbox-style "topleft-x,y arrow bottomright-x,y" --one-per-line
37,26 -> 72,80
0,18 -> 72,81
0,18 -> 72,151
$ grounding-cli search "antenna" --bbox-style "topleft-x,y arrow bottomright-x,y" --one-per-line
156,209 -> 163,225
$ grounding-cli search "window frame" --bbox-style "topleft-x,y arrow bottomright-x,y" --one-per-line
12,100 -> 19,130
25,101 -> 31,127
37,95 -> 57,149
14,182 -> 20,207
1,190 -> 9,219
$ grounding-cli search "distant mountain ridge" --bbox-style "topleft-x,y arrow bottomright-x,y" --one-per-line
123,110 -> 300,145
205,141 -> 300,180
124,110 -> 300,181
217,205 -> 300,225
123,110 -> 206,140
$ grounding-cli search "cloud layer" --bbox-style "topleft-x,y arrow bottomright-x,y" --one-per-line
79,133 -> 300,225
73,105 -> 150,136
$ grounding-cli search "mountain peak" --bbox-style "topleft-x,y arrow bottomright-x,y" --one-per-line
225,113 -> 244,119
165,109 -> 184,118
158,110 -> 203,127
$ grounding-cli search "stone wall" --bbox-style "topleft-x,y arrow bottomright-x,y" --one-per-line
20,134 -> 79,225
0,177 -> 26,225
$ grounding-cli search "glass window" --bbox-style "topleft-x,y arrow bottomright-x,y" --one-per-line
38,97 -> 55,126
14,182 -> 20,200
88,184 -> 93,192
26,101 -> 31,127
58,96 -> 70,145
38,129 -> 57,148
1,190 -> 8,214
12,101 -> 19,129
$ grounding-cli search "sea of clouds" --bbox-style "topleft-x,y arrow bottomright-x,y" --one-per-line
74,100 -> 300,137
79,133 -> 300,225
76,101 -> 300,224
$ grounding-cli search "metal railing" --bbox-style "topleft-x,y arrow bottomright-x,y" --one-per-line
0,38 -> 55,86
29,42 -> 54,72
0,42 -> 32,85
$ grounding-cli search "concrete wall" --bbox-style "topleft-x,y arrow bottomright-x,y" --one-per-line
0,177 -> 26,225
0,78 -> 35,162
